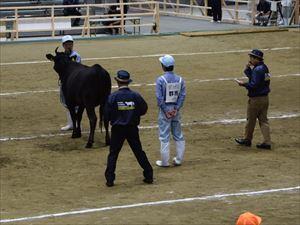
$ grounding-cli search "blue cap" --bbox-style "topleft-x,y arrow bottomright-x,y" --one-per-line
159,54 -> 175,67
115,70 -> 132,83
249,49 -> 264,60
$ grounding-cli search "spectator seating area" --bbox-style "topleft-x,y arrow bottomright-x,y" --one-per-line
0,0 -> 85,18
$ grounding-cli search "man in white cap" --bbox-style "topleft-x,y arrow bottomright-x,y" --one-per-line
60,35 -> 81,131
155,55 -> 186,167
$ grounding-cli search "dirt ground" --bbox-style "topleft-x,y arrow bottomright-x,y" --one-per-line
0,31 -> 300,225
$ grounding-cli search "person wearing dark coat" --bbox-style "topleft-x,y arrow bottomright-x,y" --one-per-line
235,49 -> 271,150
104,70 -> 153,187
211,0 -> 222,22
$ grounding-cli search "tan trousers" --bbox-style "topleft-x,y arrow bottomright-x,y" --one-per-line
244,96 -> 271,144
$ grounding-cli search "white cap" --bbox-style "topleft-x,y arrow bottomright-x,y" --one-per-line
159,54 -> 175,67
62,35 -> 74,44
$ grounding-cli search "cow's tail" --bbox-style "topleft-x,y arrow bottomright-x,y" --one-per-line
99,70 -> 112,133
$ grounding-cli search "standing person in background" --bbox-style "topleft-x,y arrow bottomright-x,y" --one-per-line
104,70 -> 153,187
60,35 -> 81,131
281,0 -> 292,25
155,55 -> 186,167
63,0 -> 81,26
211,0 -> 222,22
235,49 -> 271,150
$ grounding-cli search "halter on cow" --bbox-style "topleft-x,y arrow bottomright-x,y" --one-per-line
46,47 -> 111,148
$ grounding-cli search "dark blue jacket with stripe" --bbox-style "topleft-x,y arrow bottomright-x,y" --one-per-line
104,87 -> 148,126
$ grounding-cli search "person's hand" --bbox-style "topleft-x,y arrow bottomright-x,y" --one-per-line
171,109 -> 177,117
235,79 -> 244,86
165,111 -> 173,119
245,61 -> 252,69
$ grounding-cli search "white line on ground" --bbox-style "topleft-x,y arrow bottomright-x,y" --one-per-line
0,47 -> 297,66
1,73 -> 299,97
0,186 -> 299,223
0,113 -> 299,142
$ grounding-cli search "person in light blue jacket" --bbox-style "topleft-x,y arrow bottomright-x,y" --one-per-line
60,35 -> 81,131
155,55 -> 186,167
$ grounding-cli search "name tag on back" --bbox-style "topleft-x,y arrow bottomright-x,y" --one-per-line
165,83 -> 181,103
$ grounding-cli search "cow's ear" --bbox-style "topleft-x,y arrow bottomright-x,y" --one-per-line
46,54 -> 54,61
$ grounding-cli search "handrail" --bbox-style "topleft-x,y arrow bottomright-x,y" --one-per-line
0,1 -> 160,40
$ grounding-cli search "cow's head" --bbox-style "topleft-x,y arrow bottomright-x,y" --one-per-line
46,47 -> 72,78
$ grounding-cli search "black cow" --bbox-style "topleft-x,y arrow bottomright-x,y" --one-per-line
46,47 -> 111,148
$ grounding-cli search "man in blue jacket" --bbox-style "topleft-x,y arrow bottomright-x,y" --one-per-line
104,70 -> 153,187
235,49 -> 271,149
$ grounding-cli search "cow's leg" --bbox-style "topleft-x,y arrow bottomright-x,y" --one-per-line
69,107 -> 80,138
75,106 -> 85,138
85,106 -> 97,148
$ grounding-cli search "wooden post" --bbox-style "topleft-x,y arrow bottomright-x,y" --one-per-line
15,8 -> 18,40
235,0 -> 239,22
87,5 -> 90,36
204,0 -> 208,16
155,2 -> 160,33
120,0 -> 125,35
251,0 -> 256,25
51,6 -> 55,37
222,0 -> 235,19
295,0 -> 299,24
190,0 -> 193,15
163,0 -> 166,11
176,0 -> 179,13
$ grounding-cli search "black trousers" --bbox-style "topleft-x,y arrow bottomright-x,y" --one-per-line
211,0 -> 222,21
105,125 -> 153,183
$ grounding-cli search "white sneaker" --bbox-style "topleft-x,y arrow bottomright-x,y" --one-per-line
173,157 -> 181,166
60,124 -> 73,131
155,160 -> 169,167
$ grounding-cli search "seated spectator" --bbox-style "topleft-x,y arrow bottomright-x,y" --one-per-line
63,0 -> 81,27
102,5 -> 121,35
255,0 -> 271,26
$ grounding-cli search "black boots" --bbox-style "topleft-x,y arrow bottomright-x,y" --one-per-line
235,138 -> 251,147
256,143 -> 271,150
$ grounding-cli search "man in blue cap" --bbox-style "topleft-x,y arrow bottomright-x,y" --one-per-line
235,49 -> 271,149
104,70 -> 153,187
155,55 -> 186,167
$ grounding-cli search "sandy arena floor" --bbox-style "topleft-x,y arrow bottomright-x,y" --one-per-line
0,31 -> 300,225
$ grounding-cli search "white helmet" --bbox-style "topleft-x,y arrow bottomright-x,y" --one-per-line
62,35 -> 74,44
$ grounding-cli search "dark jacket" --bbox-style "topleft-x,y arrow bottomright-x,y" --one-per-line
243,62 -> 271,97
257,0 -> 271,14
105,87 -> 148,126
63,0 -> 80,14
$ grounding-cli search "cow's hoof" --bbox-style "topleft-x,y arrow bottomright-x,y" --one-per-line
71,133 -> 81,138
85,142 -> 93,148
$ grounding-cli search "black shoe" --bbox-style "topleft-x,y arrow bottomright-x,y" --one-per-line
256,143 -> 271,150
106,181 -> 114,187
143,178 -> 153,184
235,138 -> 251,146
